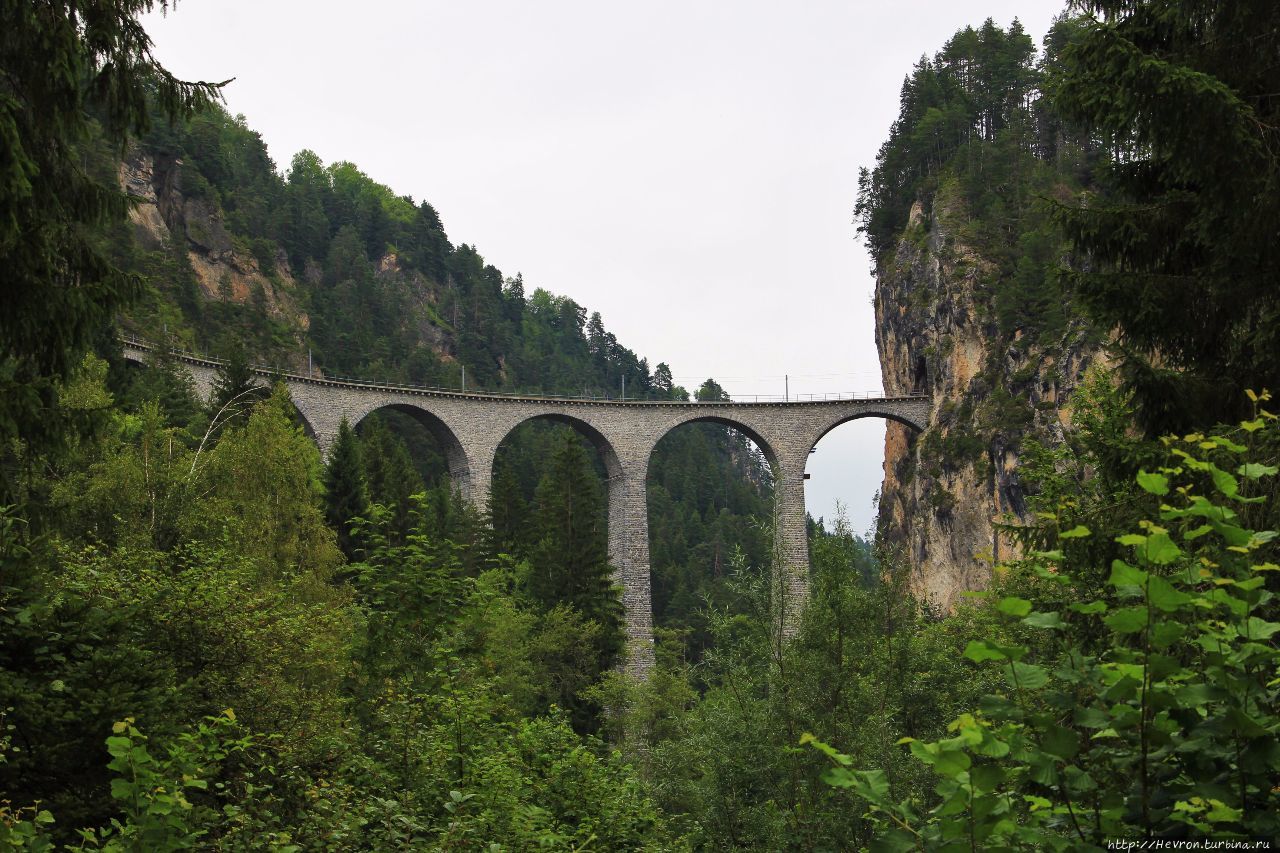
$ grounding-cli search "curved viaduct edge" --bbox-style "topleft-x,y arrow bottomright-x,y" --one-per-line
493,412 -> 625,481
119,337 -> 932,679
347,401 -> 473,495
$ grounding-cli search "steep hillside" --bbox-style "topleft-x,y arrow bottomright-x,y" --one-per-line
106,104 -> 775,652
111,108 -> 659,394
863,19 -> 1106,609
119,148 -> 310,356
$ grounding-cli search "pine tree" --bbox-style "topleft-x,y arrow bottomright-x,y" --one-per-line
1050,0 -> 1280,433
653,362 -> 676,399
1,0 -> 223,459
120,343 -> 199,427
487,456 -> 527,557
696,378 -> 730,402
360,415 -> 425,539
324,418 -> 368,560
525,433 -> 623,671
207,342 -> 265,435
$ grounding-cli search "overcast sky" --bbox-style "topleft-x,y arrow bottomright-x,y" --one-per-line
144,0 -> 1066,536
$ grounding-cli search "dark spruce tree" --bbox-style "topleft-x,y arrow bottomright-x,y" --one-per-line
0,0 -> 222,485
1050,0 -> 1280,434
525,433 -> 624,673
207,341 -> 266,436
487,456 -> 527,557
359,414 -> 425,540
324,418 -> 369,560
114,342 -> 200,427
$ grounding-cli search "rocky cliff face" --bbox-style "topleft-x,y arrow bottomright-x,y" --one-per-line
118,149 -> 457,374
120,150 -> 310,348
875,191 -> 1101,611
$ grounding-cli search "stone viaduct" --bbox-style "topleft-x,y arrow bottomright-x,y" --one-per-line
121,339 -> 929,676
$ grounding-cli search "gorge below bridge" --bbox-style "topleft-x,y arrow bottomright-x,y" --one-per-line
122,338 -> 929,676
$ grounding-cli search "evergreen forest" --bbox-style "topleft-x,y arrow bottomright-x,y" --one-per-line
2,0 -> 1278,849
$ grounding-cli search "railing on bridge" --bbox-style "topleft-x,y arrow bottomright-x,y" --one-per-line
120,335 -> 929,406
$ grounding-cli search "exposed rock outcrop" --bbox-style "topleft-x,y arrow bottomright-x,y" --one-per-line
118,149 -> 459,375
119,149 -> 310,350
875,192 -> 1102,611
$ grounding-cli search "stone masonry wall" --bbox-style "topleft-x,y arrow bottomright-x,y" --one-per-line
123,341 -> 928,677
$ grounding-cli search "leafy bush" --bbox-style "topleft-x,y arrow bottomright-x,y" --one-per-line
808,399 -> 1280,847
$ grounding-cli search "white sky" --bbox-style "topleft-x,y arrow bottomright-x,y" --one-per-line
144,0 -> 1065,536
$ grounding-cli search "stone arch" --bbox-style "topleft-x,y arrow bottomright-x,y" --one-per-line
644,413 -> 782,659
650,413 -> 780,475
809,408 -> 927,452
496,411 -> 647,674
495,412 -> 624,482
351,402 -> 471,493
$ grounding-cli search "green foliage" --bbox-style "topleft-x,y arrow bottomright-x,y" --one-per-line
120,100 -> 670,403
1050,0 -> 1280,434
75,712 -> 259,852
854,17 -> 1105,498
0,803 -> 55,852
347,501 -> 469,688
188,386 -> 342,577
323,418 -> 368,560
110,347 -> 200,429
205,340 -> 267,437
87,81 -> 775,732
1,537 -> 355,827
4,388 -> 681,849
855,18 -> 1041,261
487,456 -> 527,557
810,404 -> 1280,846
628,516 -> 1004,849
0,0 -> 221,465
484,413 -> 773,725
356,414 -> 427,541
522,433 -> 624,730
648,421 -> 774,663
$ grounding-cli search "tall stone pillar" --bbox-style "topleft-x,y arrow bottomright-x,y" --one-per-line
608,453 -> 655,678
773,449 -> 811,642
462,441 -> 497,511
313,425 -> 340,461
187,364 -> 219,407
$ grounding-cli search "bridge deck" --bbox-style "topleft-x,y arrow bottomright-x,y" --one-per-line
120,336 -> 924,408
120,335 -> 931,679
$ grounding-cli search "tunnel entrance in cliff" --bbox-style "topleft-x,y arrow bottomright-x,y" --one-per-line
912,356 -> 928,394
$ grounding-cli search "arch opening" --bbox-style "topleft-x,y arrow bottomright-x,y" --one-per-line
347,404 -> 470,538
352,404 -> 468,487
653,414 -> 779,474
494,413 -> 623,482
488,414 -> 620,557
489,413 -> 627,719
646,416 -> 775,663
805,407 -> 930,540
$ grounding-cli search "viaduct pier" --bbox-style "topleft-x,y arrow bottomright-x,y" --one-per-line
122,338 -> 929,675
